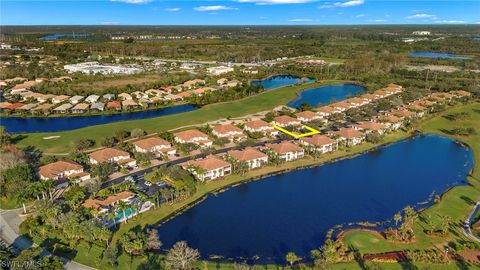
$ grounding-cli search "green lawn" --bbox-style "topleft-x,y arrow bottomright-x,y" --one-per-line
14,80 -> 343,154
342,102 -> 480,256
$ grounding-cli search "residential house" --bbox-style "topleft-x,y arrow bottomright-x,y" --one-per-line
243,120 -> 278,136
353,121 -> 388,135
346,97 -> 369,108
118,92 -> 133,101
184,155 -> 232,181
133,137 -> 176,157
122,100 -> 138,109
91,102 -> 105,112
89,148 -> 137,168
272,115 -> 302,128
53,103 -> 73,114
31,103 -> 54,114
212,124 -> 247,142
295,111 -> 323,123
266,141 -> 305,162
174,130 -> 213,147
299,135 -> 338,153
85,95 -> 100,103
207,66 -> 234,75
330,101 -> 352,112
83,191 -> 135,214
183,79 -> 205,89
52,95 -> 70,104
316,106 -> 337,117
39,160 -> 91,186
107,101 -> 122,110
71,103 -> 89,114
227,147 -> 268,169
333,128 -> 365,146
69,95 -> 84,104
375,115 -> 403,130
392,109 -> 416,119
131,91 -> 148,99
103,94 -> 115,101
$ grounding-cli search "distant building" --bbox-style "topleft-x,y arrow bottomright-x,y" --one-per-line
412,31 -> 431,36
207,66 -> 234,75
64,62 -> 141,75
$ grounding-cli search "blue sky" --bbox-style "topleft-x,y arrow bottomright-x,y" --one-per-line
1,0 -> 479,25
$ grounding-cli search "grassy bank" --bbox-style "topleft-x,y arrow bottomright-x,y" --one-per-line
14,80 -> 342,154
342,102 -> 480,255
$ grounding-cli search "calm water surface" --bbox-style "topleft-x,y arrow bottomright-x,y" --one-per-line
287,84 -> 366,109
251,75 -> 315,90
0,104 -> 197,133
408,52 -> 471,60
156,135 -> 473,263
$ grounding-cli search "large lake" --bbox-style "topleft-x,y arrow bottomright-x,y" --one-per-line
251,75 -> 315,90
156,135 -> 473,263
0,104 -> 197,133
408,52 -> 471,60
287,84 -> 366,109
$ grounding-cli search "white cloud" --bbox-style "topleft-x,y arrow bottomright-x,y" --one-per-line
355,14 -> 366,18
320,0 -> 364,8
101,22 -> 120,25
289,18 -> 314,22
237,0 -> 316,4
194,5 -> 238,11
368,19 -> 386,22
165,8 -> 180,12
406,13 -> 437,20
433,20 -> 466,24
110,0 -> 151,4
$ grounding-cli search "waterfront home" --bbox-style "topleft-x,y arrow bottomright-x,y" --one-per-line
375,115 -> 403,130
226,80 -> 241,88
83,191 -> 135,214
212,124 -> 247,142
18,103 -> 37,111
193,87 -> 216,96
103,94 -> 115,101
174,129 -> 213,147
107,101 -> 122,110
163,93 -> 183,101
39,160 -> 91,186
184,155 -> 232,181
69,95 -> 84,104
133,137 -> 176,157
122,100 -> 138,109
71,103 -> 89,114
360,93 -> 377,103
118,92 -> 133,101
272,115 -> 302,128
31,103 -> 54,114
227,147 -> 268,169
3,103 -> 26,111
295,111 -> 323,123
53,103 -> 73,114
333,128 -> 365,146
91,102 -> 105,112
85,95 -> 100,103
22,92 -> 44,102
266,141 -> 305,162
0,102 -> 12,110
243,120 -> 279,136
52,95 -> 70,104
353,121 -> 388,135
89,148 -> 137,168
299,134 -> 338,153
316,106 -> 338,117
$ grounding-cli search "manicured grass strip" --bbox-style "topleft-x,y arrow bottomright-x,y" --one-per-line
15,80 -> 343,154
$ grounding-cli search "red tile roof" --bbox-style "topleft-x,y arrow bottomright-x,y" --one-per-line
39,160 -> 83,179
186,155 -> 231,171
266,141 -> 303,154
300,134 -> 336,146
227,147 -> 267,161
89,148 -> 130,163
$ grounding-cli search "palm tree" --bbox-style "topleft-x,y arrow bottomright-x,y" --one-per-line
393,212 -> 402,239
286,252 -> 301,266
108,211 -> 117,228
117,200 -> 130,224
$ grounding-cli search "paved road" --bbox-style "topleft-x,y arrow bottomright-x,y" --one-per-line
462,201 -> 480,243
0,209 -> 96,270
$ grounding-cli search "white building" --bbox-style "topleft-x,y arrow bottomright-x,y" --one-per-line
207,66 -> 234,75
64,62 -> 142,75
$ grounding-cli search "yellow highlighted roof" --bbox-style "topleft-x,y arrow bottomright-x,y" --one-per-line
273,124 -> 320,139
